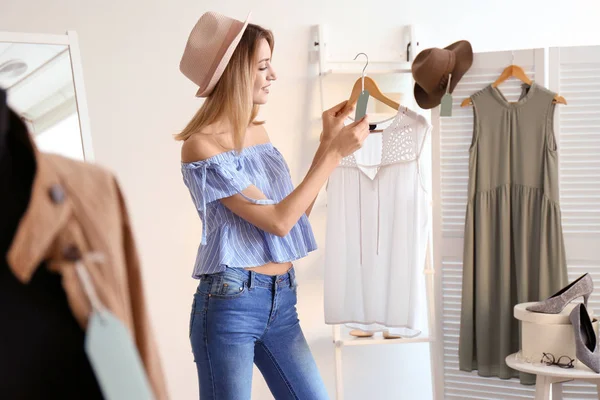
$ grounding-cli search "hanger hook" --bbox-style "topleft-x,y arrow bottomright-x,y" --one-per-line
354,52 -> 368,92
354,52 -> 369,77
511,50 -> 515,65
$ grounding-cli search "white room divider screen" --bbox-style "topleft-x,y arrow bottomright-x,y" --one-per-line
547,45 -> 600,400
432,46 -> 600,399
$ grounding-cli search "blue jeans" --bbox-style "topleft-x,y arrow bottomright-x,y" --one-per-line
189,266 -> 329,400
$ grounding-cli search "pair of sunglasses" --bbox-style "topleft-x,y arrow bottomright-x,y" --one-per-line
541,352 -> 575,369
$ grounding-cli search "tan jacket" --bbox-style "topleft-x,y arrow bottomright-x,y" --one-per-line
7,143 -> 168,399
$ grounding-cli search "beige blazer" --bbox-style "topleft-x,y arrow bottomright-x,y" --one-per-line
8,139 -> 168,399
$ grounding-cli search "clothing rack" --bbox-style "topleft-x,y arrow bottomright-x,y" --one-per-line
312,24 -> 440,400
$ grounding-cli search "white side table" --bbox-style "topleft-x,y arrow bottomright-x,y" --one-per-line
506,353 -> 600,400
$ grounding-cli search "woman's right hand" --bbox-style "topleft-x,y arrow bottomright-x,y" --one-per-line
329,115 -> 370,158
320,100 -> 355,143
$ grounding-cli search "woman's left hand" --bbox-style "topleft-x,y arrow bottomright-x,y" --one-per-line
320,100 -> 354,143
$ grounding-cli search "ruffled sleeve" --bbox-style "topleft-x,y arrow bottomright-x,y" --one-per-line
182,156 -> 275,244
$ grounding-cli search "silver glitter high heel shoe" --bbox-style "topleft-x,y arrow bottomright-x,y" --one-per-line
526,273 -> 593,314
570,303 -> 600,373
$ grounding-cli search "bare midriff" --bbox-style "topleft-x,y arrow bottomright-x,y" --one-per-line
245,261 -> 293,276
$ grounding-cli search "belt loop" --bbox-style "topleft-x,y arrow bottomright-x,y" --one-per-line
248,270 -> 255,289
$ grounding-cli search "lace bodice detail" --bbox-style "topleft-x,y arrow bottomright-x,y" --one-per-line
340,108 -> 423,168
382,122 -> 417,163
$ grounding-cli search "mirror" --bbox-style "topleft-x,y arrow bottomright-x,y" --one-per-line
0,31 -> 94,161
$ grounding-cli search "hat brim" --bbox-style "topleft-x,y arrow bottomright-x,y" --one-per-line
414,82 -> 445,110
196,11 -> 252,97
413,40 -> 473,109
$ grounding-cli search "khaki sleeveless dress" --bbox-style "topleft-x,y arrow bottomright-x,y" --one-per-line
459,83 -> 568,383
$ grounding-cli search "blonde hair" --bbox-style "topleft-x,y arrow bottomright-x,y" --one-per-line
174,24 -> 275,151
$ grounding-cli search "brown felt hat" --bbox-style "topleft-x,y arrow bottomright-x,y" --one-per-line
412,40 -> 473,109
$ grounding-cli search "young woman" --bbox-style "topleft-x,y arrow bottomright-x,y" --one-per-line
177,11 -> 369,399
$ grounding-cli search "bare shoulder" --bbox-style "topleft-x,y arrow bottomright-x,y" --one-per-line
181,130 -> 234,163
181,122 -> 272,163
249,122 -> 270,143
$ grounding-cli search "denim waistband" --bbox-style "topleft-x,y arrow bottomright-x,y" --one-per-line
200,266 -> 297,289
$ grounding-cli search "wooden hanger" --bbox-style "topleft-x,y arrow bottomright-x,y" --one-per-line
460,64 -> 567,107
492,64 -> 532,88
348,53 -> 400,112
348,76 -> 400,111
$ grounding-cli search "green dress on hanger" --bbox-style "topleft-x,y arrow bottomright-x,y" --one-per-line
459,82 -> 568,384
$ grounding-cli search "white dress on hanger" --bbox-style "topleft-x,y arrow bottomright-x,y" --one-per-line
324,106 -> 431,337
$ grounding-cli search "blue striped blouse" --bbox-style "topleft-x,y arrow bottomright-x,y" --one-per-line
181,142 -> 317,277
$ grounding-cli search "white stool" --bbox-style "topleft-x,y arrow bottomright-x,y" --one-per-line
506,353 -> 600,400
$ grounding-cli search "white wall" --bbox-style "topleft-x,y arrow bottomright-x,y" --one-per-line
1,0 -> 599,399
